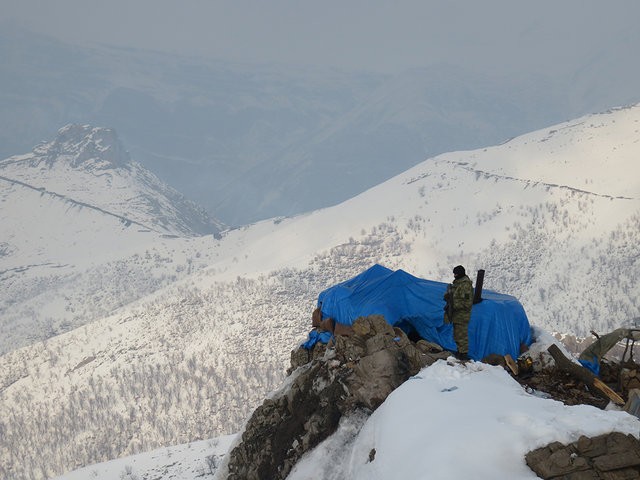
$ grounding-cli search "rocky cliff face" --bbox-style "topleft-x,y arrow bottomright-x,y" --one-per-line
213,316 -> 640,480
33,124 -> 131,170
215,315 -> 449,480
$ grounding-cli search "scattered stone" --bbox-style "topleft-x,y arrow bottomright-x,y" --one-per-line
368,448 -> 376,462
416,339 -> 444,353
526,433 -> 640,479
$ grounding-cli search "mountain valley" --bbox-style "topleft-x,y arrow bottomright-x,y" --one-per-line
1,104 -> 639,479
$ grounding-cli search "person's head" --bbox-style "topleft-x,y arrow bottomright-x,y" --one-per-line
453,265 -> 465,279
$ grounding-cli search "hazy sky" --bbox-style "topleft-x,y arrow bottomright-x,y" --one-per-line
4,0 -> 640,75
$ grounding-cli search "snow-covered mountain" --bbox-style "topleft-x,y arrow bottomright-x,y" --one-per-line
1,124 -> 222,236
0,124 -> 224,353
1,105 -> 640,479
3,26 -> 639,225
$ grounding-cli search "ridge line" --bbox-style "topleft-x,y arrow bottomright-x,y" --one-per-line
0,174 -> 161,233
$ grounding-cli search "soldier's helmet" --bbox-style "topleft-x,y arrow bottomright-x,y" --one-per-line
453,265 -> 465,276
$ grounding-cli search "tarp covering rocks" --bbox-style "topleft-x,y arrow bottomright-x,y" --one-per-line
316,264 -> 532,360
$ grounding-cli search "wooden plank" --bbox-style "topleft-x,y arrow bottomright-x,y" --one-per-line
504,354 -> 519,375
547,344 -> 625,406
593,378 -> 625,406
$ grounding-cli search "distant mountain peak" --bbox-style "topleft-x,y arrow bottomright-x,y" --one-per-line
33,124 -> 131,171
1,124 -> 225,237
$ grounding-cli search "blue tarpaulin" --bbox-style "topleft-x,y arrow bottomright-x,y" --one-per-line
316,264 -> 532,361
302,330 -> 334,350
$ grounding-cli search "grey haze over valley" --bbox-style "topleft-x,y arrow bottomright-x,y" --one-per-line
2,1 -> 640,225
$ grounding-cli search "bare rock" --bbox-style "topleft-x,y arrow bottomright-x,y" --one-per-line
526,432 -> 640,479
219,315 -> 446,480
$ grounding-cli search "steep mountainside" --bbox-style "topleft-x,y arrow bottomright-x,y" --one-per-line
232,66 -> 571,223
1,105 -> 639,479
0,124 -> 222,236
0,125 -> 224,352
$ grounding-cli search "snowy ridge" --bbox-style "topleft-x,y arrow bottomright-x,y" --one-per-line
0,124 -> 224,236
0,125 -> 225,353
0,173 -> 158,232
1,105 -> 640,479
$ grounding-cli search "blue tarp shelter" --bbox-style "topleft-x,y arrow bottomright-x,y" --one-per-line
315,264 -> 532,361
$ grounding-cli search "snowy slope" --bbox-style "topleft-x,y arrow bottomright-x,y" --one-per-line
0,124 -> 222,236
2,105 -> 640,479
54,435 -> 236,480
53,333 -> 640,480
0,124 -> 224,352
286,344 -> 640,480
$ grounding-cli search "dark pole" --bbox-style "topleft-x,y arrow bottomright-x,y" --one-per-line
473,269 -> 485,304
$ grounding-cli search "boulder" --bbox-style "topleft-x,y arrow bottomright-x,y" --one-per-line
218,315 -> 449,480
526,432 -> 640,479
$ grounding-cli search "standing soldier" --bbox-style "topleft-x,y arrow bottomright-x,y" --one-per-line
443,265 -> 474,360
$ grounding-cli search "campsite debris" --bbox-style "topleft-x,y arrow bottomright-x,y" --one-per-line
593,378 -> 625,406
579,328 -> 640,375
518,354 -> 534,374
518,369 -> 608,408
510,328 -> 640,413
504,354 -> 519,375
547,344 -> 626,405
526,432 -> 640,479
481,353 -> 522,375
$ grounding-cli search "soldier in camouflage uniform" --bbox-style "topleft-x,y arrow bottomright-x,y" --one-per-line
443,265 -> 474,360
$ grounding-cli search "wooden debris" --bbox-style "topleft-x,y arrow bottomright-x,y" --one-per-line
504,354 -> 519,375
593,378 -> 625,405
547,344 -> 625,406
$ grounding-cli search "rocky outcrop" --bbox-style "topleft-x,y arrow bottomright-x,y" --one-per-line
33,124 -> 131,170
217,315 -> 449,480
526,432 -> 640,479
214,317 -> 640,480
